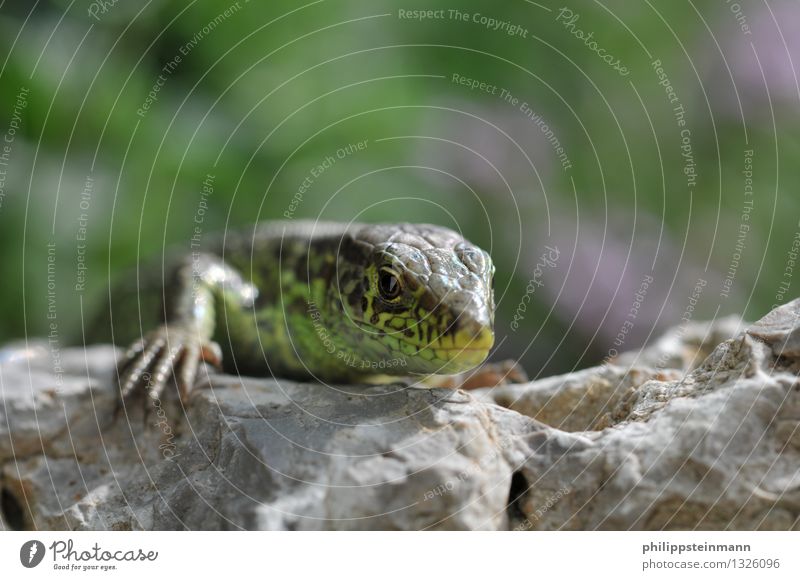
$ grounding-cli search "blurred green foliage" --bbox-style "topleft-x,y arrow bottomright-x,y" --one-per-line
1,0 -> 798,375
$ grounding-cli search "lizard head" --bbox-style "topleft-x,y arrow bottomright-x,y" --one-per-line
337,223 -> 495,375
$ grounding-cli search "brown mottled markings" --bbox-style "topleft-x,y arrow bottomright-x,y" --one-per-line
444,318 -> 458,336
419,291 -> 438,311
340,269 -> 358,287
353,290 -> 366,310
371,296 -> 384,315
371,294 -> 412,315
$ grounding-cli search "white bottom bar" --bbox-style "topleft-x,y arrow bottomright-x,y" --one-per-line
1,531 -> 798,579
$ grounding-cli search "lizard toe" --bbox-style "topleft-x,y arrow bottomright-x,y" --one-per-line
119,334 -> 166,399
117,326 -> 221,414
176,342 -> 201,401
200,340 -> 223,369
148,343 -> 182,402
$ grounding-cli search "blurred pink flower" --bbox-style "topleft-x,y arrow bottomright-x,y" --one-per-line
706,0 -> 800,118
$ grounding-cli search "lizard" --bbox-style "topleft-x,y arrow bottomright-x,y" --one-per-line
95,220 -> 497,404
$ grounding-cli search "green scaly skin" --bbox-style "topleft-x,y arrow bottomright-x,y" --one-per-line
101,221 -> 495,402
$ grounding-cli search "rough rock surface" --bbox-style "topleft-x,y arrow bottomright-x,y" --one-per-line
1,301 -> 799,530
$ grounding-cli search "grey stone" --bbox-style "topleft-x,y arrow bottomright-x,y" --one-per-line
1,301 -> 799,530
613,314 -> 746,372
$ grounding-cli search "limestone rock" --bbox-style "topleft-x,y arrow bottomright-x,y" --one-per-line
1,301 -> 799,530
613,314 -> 745,372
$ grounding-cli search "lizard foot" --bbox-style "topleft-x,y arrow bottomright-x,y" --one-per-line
117,324 -> 222,407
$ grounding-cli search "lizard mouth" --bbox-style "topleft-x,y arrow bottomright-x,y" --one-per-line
440,346 -> 491,352
394,323 -> 494,352
447,324 -> 495,350
426,326 -> 494,373
354,317 -> 494,374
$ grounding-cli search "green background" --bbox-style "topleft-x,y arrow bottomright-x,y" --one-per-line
1,0 -> 797,377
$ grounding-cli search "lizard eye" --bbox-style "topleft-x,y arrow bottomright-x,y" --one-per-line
378,268 -> 402,300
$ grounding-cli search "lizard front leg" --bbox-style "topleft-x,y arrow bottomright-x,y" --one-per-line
118,253 -> 257,405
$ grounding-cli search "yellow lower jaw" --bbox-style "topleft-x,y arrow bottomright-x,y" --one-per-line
435,328 -> 494,373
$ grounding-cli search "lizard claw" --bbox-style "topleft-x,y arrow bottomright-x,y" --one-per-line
117,324 -> 221,408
